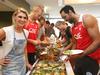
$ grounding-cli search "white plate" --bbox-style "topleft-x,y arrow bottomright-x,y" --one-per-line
41,51 -> 47,55
60,55 -> 68,61
63,50 -> 83,55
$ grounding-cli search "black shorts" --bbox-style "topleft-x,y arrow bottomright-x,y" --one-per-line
74,56 -> 99,75
27,53 -> 37,65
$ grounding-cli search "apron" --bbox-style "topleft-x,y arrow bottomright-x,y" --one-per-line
2,31 -> 26,75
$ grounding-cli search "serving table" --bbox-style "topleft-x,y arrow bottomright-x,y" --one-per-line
26,44 -> 75,75
26,58 -> 74,75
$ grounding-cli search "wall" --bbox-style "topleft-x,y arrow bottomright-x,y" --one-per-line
8,0 -> 30,12
97,18 -> 100,32
0,0 -> 30,28
0,12 -> 13,28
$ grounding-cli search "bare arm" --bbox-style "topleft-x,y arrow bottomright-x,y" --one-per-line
63,39 -> 73,50
0,29 -> 5,41
0,58 -> 10,66
27,39 -> 41,45
0,29 -> 10,66
82,14 -> 100,56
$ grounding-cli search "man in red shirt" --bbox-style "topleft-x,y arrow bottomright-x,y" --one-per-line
60,5 -> 100,75
24,5 -> 43,65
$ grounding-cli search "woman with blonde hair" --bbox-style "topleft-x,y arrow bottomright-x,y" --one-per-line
0,8 -> 31,75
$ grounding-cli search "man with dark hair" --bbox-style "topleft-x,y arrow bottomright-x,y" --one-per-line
60,5 -> 75,14
60,5 -> 100,75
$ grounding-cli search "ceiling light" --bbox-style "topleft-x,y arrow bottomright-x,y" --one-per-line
64,0 -> 99,4
79,0 -> 96,3
44,6 -> 48,13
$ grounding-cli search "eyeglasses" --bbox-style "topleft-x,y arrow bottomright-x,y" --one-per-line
17,16 -> 27,20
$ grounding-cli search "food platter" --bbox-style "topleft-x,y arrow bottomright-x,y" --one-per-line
26,45 -> 76,75
63,50 -> 83,55
30,60 -> 66,75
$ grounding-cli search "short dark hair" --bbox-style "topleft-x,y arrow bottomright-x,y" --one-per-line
46,20 -> 50,24
51,23 -> 54,26
60,5 -> 75,14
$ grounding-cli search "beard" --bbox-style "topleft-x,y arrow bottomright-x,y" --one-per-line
68,18 -> 75,24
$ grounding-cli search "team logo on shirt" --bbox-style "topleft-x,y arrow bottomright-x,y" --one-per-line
29,28 -> 37,34
74,32 -> 82,39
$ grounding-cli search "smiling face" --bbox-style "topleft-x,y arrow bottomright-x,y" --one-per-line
14,12 -> 28,27
12,8 -> 28,28
57,24 -> 67,33
33,9 -> 42,20
56,21 -> 67,32
30,6 -> 43,21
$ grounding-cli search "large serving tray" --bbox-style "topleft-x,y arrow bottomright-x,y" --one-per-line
28,59 -> 66,75
26,59 -> 39,75
26,59 -> 75,75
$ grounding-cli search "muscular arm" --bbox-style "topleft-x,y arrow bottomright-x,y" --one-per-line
82,14 -> 100,56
